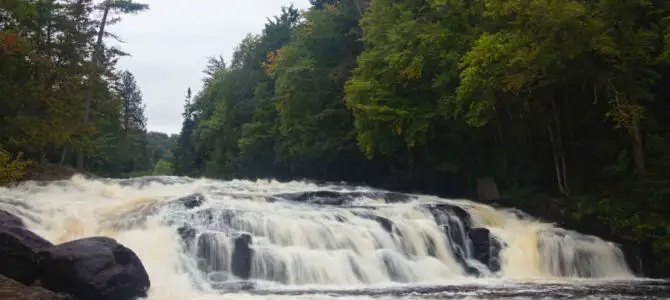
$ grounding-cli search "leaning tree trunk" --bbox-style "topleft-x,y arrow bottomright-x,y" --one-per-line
77,0 -> 111,170
547,95 -> 570,196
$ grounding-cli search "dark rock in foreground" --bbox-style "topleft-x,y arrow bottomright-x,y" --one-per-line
0,274 -> 75,300
0,209 -> 25,228
0,226 -> 54,285
36,237 -> 150,300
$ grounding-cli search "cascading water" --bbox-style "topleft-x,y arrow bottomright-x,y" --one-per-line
0,175 -> 665,300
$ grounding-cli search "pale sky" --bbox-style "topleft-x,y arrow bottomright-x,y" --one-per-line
109,0 -> 311,134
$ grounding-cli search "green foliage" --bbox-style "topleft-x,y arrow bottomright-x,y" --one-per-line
0,149 -> 31,185
171,0 -> 670,269
152,159 -> 174,175
0,0 -> 152,178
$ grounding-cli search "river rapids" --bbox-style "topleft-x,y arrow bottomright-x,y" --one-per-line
0,176 -> 668,299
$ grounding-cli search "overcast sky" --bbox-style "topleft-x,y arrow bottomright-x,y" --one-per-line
109,0 -> 311,134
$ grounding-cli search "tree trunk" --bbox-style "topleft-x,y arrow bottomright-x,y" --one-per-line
551,96 -> 569,195
632,116 -> 645,176
548,124 -> 565,195
59,147 -> 68,166
77,0 -> 111,170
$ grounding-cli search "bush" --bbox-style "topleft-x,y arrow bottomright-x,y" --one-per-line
0,149 -> 31,185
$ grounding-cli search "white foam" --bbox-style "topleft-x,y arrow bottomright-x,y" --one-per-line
0,175 -> 635,299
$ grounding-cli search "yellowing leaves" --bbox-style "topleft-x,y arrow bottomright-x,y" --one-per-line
0,149 -> 31,185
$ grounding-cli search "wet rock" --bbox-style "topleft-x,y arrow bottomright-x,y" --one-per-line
0,226 -> 54,285
374,216 -> 394,233
0,274 -> 75,300
489,237 -> 502,272
272,191 -> 352,205
177,225 -> 197,247
206,271 -> 230,283
334,215 -> 347,222
468,227 -> 502,272
231,233 -> 253,280
379,192 -> 414,203
210,280 -> 255,291
174,193 -> 206,209
427,203 -> 472,228
379,251 -> 411,282
196,232 -> 228,273
36,237 -> 150,300
0,209 -> 25,228
271,190 -> 414,206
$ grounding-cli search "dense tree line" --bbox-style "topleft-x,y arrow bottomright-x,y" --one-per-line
174,0 -> 670,270
0,0 -> 159,178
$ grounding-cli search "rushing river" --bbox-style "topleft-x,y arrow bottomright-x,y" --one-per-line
0,176 -> 668,299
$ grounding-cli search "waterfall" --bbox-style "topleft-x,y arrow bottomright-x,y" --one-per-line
0,175 -> 637,299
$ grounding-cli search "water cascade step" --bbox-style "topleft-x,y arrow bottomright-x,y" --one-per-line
0,176 -> 638,299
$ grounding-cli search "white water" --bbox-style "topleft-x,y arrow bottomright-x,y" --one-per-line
0,176 -> 635,299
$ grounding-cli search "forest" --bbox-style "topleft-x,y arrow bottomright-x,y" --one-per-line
171,0 -> 670,272
0,0 -> 177,181
2,0 -> 670,273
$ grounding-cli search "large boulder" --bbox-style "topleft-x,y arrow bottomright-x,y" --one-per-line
36,237 -> 150,300
0,274 -> 74,300
0,225 -> 54,285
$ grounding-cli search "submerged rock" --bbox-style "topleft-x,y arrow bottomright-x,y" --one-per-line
0,224 -> 54,285
36,237 -> 150,300
177,225 -> 197,247
0,274 -> 74,300
210,280 -> 255,291
374,216 -> 394,233
174,193 -> 206,209
196,232 -> 229,273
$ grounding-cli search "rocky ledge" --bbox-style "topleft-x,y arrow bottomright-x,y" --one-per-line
0,209 -> 150,300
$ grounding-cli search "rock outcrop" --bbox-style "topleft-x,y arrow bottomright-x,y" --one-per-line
0,210 -> 152,300
0,209 -> 54,285
37,237 -> 151,300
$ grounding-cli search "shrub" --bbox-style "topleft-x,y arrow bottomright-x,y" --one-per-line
0,149 -> 31,185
